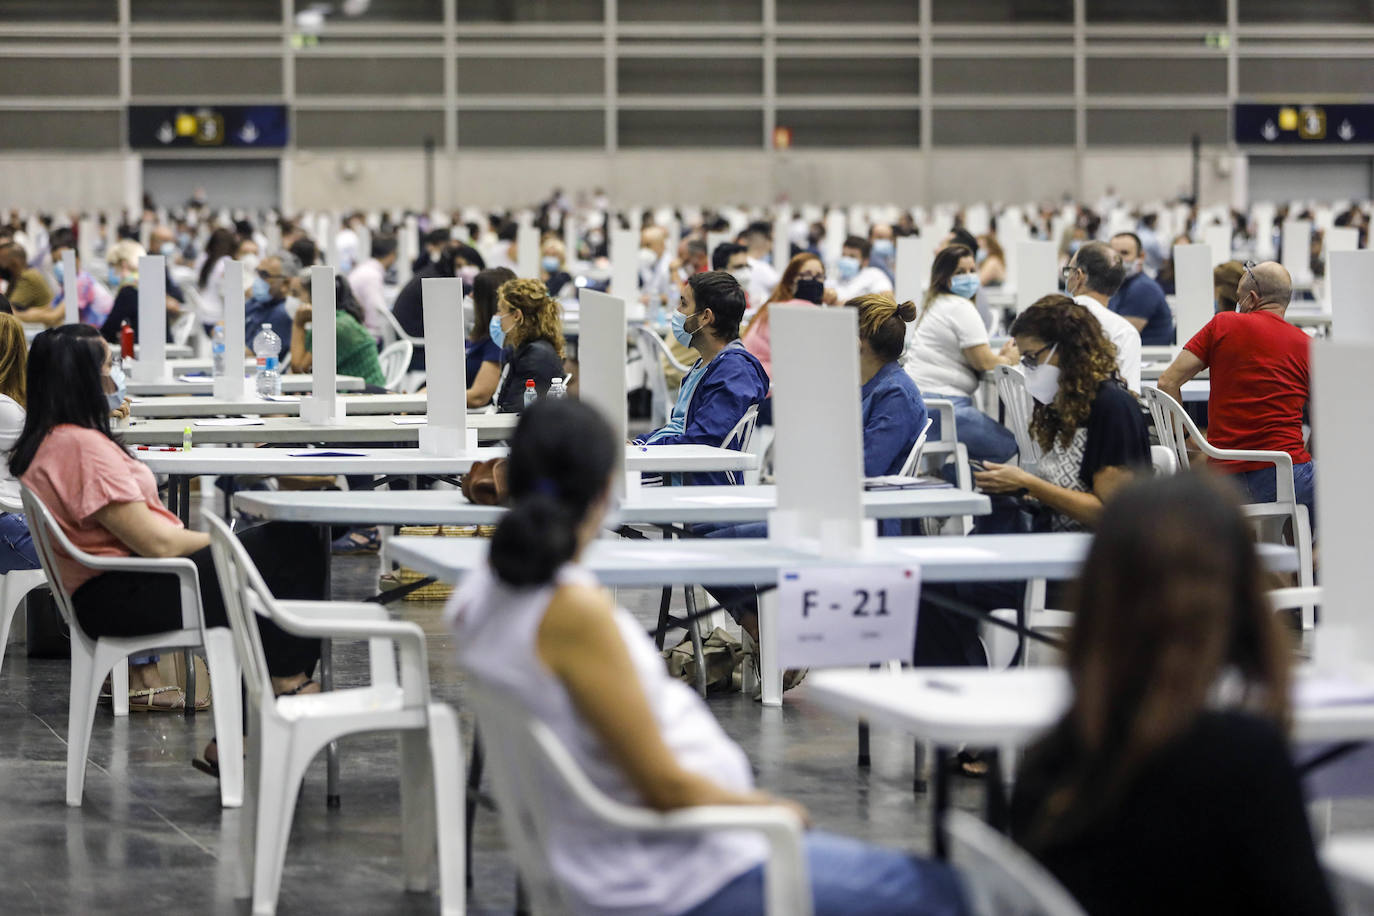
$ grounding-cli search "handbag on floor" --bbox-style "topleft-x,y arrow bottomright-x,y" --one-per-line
662,627 -> 744,695
157,652 -> 212,709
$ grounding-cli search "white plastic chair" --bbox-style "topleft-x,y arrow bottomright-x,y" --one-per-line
204,514 -> 463,916
170,310 -> 196,348
994,365 -> 1041,471
1144,386 -> 1316,629
0,496 -> 49,679
467,682 -> 811,916
379,304 -> 424,352
1150,444 -> 1177,476
944,810 -> 1088,916
630,324 -> 694,429
22,487 -> 243,808
720,403 -> 761,487
378,339 -> 414,392
918,399 -> 975,535
898,416 -> 936,478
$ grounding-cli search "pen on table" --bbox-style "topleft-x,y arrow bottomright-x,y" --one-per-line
925,679 -> 962,694
135,446 -> 180,452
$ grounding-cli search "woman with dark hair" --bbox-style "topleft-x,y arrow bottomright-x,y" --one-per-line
447,399 -> 968,916
289,274 -> 386,390
14,325 -> 323,752
740,251 -> 826,379
973,294 -> 1149,532
491,277 -> 566,413
466,266 -> 516,408
194,226 -> 238,328
903,244 -> 1019,463
1011,473 -> 1336,915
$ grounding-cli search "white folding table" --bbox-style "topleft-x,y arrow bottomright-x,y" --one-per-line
128,374 -> 366,397
130,393 -> 430,418
123,413 -> 518,446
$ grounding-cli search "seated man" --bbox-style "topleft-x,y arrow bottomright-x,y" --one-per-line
831,235 -> 894,302
0,241 -> 58,326
636,270 -> 768,487
1062,240 -> 1143,394
1158,261 -> 1313,524
1109,231 -> 1175,345
245,253 -> 301,346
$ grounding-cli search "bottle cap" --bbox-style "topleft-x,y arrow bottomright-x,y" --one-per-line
525,379 -> 535,387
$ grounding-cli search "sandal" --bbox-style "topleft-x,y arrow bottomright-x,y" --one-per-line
276,677 -> 319,697
952,748 -> 989,779
331,527 -> 380,555
128,685 -> 187,712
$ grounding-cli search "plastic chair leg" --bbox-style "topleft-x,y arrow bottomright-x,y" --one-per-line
66,642 -> 112,806
236,712 -> 262,901
203,628 -> 243,807
0,574 -> 17,680
112,658 -> 130,717
251,719 -> 307,916
399,729 -> 439,893
1296,508 -> 1316,631
427,705 -> 466,916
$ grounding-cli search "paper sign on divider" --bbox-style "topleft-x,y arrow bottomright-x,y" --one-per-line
300,266 -> 344,426
61,249 -> 79,325
776,566 -> 920,670
577,289 -> 630,496
214,261 -> 248,400
418,277 -> 471,454
132,255 -> 167,382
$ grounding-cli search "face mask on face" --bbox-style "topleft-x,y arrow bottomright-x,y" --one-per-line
670,309 -> 701,348
160,241 -> 178,260
105,363 -> 127,412
251,276 -> 270,301
871,239 -> 894,259
730,267 -> 752,290
794,277 -> 825,304
638,247 -> 657,266
950,273 -> 981,300
458,265 -> 479,285
284,295 -> 301,319
836,255 -> 860,281
541,255 -> 561,273
107,266 -> 122,288
1022,346 -> 1061,405
489,313 -> 508,349
53,261 -> 65,286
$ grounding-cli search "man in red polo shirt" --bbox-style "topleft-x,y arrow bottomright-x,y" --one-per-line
1158,260 -> 1313,524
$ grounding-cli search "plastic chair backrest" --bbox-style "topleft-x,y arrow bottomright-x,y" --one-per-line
204,514 -> 277,713
379,304 -> 423,348
944,810 -> 1088,916
720,403 -> 760,485
170,310 -> 196,347
899,416 -> 935,478
1143,386 -> 1192,472
378,339 -> 414,391
994,364 -> 1041,469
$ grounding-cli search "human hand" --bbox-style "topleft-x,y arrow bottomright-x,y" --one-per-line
294,303 -> 313,325
999,339 -> 1020,362
822,287 -> 838,306
973,461 -> 1032,494
110,398 -> 131,422
747,791 -> 812,828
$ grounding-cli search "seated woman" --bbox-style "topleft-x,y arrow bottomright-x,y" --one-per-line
490,277 -> 567,413
289,275 -> 386,391
14,325 -> 324,764
98,240 -> 174,345
447,398 -> 968,916
1011,473 -> 1337,916
903,245 -> 1019,464
540,238 -> 573,300
466,266 -> 516,409
740,251 -> 826,379
976,232 -> 1006,288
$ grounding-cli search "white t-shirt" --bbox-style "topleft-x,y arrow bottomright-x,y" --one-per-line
902,292 -> 990,398
833,265 -> 893,303
0,394 -> 24,504
1073,294 -> 1142,394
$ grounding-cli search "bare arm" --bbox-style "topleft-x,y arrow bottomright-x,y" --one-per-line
962,341 -> 1018,373
14,304 -> 65,327
91,500 -> 210,558
1157,349 -> 1206,403
538,584 -> 805,818
975,463 -> 1136,528
290,305 -> 313,374
465,360 -> 500,408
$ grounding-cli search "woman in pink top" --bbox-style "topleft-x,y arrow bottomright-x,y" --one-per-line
13,325 -> 324,775
740,252 -> 827,378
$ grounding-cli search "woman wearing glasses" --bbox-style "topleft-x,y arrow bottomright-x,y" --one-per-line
901,244 -> 1020,464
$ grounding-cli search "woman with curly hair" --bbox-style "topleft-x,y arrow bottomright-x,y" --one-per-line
492,276 -> 567,413
972,294 -> 1149,532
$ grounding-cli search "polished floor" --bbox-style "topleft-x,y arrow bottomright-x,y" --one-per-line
0,510 -> 1371,914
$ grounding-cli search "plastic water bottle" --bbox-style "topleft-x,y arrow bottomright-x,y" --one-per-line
211,323 -> 226,377
547,376 -> 567,399
523,378 -> 537,409
252,323 -> 282,398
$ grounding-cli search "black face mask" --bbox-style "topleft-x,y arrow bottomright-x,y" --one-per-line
794,277 -> 825,304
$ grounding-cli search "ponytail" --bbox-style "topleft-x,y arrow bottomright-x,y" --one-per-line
489,492 -> 580,587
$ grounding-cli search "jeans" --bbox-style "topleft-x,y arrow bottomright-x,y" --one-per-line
698,522 -> 768,624
683,831 -> 968,916
1230,460 -> 1316,530
926,394 -> 1018,464
0,512 -> 38,573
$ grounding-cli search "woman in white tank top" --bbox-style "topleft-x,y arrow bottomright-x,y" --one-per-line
447,399 -> 968,916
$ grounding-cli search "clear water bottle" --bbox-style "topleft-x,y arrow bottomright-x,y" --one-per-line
523,378 -> 537,409
211,322 -> 226,377
252,323 -> 282,398
546,376 -> 567,399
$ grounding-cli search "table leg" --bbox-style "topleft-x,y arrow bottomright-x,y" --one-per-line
758,588 -> 782,707
857,723 -> 870,767
318,522 -> 340,808
932,746 -> 950,859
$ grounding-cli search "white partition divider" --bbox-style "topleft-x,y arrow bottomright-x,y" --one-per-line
773,204 -> 792,273
626,207 -> 643,236
138,220 -> 152,252
964,203 -> 990,238
1325,226 -> 1360,258
354,223 -> 372,272
1253,206 -> 1277,260
577,289 -> 630,496
1014,240 -> 1057,312
768,304 -> 866,554
104,215 -> 118,256
418,278 -> 471,455
395,215 -> 417,288
61,250 -> 79,325
77,218 -> 97,270
823,209 -> 847,268
517,211 -> 539,278
321,213 -> 338,268
1329,250 -> 1374,341
706,231 -> 731,264
1281,220 -> 1313,284
132,256 -> 167,382
562,211 -> 578,267
610,228 -> 643,319
999,209 -> 1029,289
1203,224 -> 1232,266
265,217 -> 281,255
895,235 -> 931,303
300,266 -> 344,426
1311,340 -> 1374,673
1107,207 -> 1134,238
214,261 -> 248,400
1172,243 -> 1214,345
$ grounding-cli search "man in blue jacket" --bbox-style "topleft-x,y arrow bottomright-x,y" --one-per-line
637,270 -> 769,487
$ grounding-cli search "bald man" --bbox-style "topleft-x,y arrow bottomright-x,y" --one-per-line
1158,260 -> 1313,522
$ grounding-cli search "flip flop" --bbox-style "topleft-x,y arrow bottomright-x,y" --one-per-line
332,527 -> 380,555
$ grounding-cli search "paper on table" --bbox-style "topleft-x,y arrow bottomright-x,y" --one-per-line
194,417 -> 266,427
391,416 -> 428,425
178,373 -> 211,382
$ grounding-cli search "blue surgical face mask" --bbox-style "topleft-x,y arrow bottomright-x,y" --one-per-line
670,309 -> 700,347
871,239 -> 894,259
489,313 -> 507,349
251,276 -> 270,301
160,241 -> 178,260
541,255 -> 561,273
105,363 -> 127,412
950,273 -> 981,299
107,266 -> 122,287
53,260 -> 65,286
837,255 -> 860,281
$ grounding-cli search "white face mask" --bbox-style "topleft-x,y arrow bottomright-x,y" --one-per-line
1022,346 -> 1060,405
730,267 -> 752,289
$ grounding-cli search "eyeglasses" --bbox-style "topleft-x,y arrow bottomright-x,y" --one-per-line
797,271 -> 824,281
1059,264 -> 1079,280
1020,344 -> 1054,370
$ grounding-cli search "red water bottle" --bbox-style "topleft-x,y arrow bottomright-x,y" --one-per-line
119,321 -> 135,360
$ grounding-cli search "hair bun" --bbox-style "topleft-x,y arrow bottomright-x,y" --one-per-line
896,300 -> 917,322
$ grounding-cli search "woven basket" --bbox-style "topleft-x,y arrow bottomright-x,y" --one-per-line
394,525 -> 497,601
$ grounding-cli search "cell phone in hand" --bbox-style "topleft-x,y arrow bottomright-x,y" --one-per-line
968,460 -> 989,473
